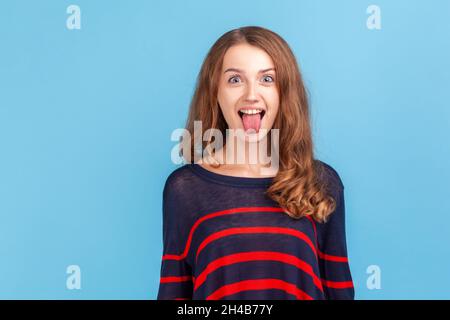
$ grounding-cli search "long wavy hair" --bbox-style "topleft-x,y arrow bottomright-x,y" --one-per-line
183,26 -> 337,223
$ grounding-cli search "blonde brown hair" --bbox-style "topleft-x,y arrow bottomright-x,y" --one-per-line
183,26 -> 338,223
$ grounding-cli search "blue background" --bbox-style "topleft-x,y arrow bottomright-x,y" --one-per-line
1,0 -> 449,299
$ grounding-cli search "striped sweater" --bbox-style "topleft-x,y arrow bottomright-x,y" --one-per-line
157,161 -> 354,300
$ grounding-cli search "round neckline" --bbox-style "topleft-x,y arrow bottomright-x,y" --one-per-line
189,163 -> 275,187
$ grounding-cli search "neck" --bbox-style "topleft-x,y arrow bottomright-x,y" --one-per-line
206,135 -> 276,176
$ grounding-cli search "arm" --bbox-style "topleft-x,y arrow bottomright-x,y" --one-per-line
316,167 -> 355,300
157,176 -> 193,300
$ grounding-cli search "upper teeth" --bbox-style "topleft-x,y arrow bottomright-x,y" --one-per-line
240,109 -> 262,115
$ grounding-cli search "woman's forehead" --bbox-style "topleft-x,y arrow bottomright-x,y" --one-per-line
222,44 -> 275,73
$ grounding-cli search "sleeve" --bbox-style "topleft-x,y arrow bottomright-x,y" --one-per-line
157,176 -> 193,300
316,166 -> 355,300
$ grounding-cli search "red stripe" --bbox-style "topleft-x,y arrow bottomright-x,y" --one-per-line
305,215 -> 349,263
194,251 -> 323,292
162,207 -> 286,261
162,254 -> 184,261
321,279 -> 354,289
318,251 -> 348,262
160,275 -> 192,283
196,226 -> 317,263
206,279 -> 314,300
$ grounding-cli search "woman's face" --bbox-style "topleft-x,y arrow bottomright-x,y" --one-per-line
217,43 -> 279,143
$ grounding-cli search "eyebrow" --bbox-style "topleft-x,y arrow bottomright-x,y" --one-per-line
224,67 -> 275,74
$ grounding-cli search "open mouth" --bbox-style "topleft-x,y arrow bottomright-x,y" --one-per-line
237,109 -> 266,120
237,108 -> 266,133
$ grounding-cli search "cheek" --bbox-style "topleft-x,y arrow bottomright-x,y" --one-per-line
266,89 -> 280,114
218,88 -> 240,113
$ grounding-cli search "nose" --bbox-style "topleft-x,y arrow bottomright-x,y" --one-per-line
243,80 -> 259,103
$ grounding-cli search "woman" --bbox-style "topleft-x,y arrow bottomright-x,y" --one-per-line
157,26 -> 354,300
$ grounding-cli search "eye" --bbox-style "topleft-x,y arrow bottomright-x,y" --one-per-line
228,74 -> 242,84
261,75 -> 275,83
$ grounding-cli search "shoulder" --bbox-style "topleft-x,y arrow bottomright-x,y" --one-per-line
162,164 -> 197,200
314,159 -> 345,204
314,159 -> 344,189
314,160 -> 347,229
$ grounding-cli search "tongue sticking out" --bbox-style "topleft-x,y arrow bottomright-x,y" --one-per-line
241,113 -> 261,134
